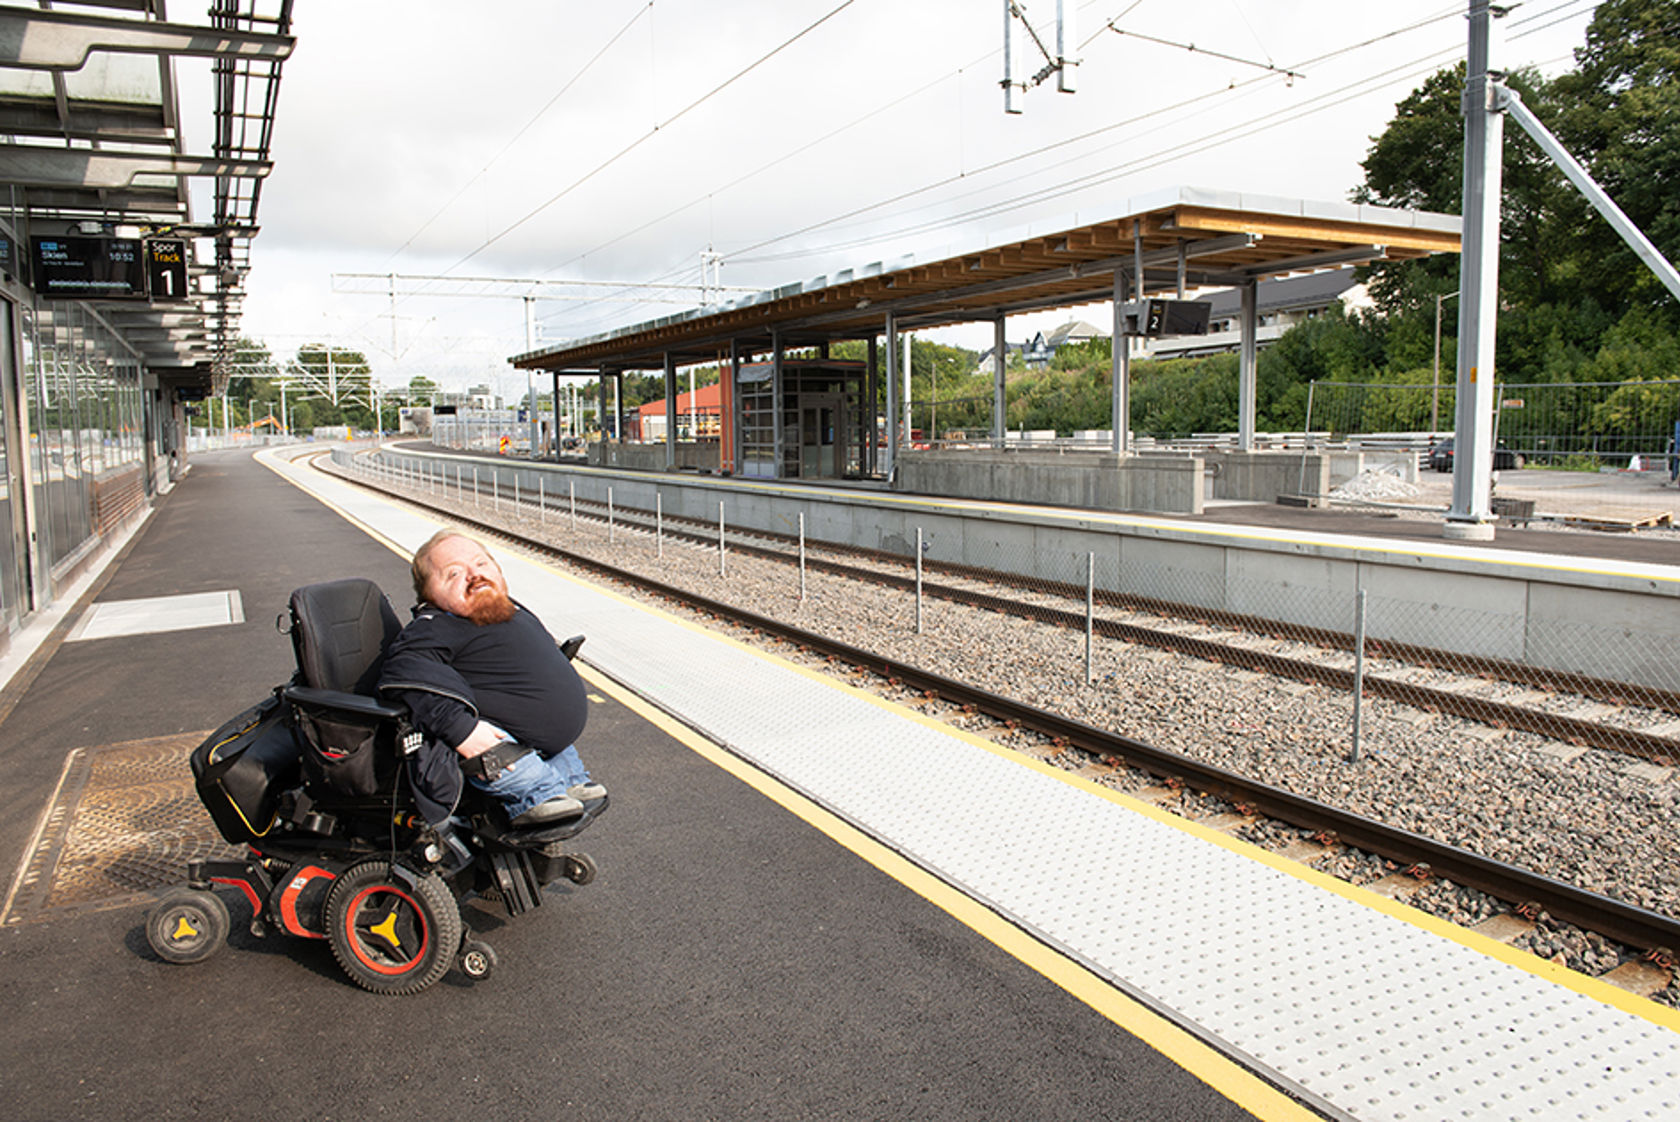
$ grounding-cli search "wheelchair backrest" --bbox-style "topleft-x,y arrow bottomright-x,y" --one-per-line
288,578 -> 402,695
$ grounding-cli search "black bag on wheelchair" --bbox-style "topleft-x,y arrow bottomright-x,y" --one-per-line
190,692 -> 302,844
292,702 -> 399,797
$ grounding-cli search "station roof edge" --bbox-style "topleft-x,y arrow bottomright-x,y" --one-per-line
513,186 -> 1462,372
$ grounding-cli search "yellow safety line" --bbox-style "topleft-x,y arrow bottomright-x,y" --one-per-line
578,663 -> 1323,1120
267,446 -> 1680,1050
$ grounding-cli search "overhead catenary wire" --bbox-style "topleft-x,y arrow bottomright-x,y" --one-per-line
719,0 -> 1589,269
360,0 -> 1598,366
537,1 -> 1593,346
383,1 -> 658,268
437,0 -> 859,279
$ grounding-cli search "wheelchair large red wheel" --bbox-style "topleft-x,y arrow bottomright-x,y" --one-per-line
324,860 -> 462,995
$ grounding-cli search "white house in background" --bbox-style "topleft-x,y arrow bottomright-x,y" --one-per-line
978,318 -> 1108,371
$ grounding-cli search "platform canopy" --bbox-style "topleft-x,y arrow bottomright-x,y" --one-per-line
0,0 -> 295,391
512,187 -> 1461,373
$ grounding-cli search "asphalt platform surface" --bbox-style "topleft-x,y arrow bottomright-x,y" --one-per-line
0,449 -> 1260,1121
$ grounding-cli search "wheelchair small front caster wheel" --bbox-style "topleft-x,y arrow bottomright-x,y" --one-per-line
458,939 -> 498,981
563,854 -> 597,885
147,887 -> 230,965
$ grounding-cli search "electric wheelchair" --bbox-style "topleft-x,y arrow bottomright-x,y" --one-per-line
145,578 -> 607,995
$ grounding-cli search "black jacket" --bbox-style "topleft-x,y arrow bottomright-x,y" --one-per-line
378,600 -> 588,822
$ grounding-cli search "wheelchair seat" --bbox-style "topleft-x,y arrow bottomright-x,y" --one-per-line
288,577 -> 402,694
283,578 -> 409,804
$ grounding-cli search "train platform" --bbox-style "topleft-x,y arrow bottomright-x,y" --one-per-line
2,446 -> 1678,1120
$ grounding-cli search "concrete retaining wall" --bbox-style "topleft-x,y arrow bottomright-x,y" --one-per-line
365,447 -> 1680,691
1202,449 -> 1329,502
587,441 -> 720,472
896,448 -> 1205,515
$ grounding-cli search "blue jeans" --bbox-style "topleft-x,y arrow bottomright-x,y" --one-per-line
470,744 -> 591,819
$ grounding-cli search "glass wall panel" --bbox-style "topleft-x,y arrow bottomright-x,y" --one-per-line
0,301 -> 22,628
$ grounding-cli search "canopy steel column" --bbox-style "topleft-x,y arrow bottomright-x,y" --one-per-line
1446,0 -> 1505,540
865,336 -> 879,475
597,367 -> 609,446
884,313 -> 899,480
1111,269 -> 1132,454
551,372 -> 560,459
772,330 -> 785,479
1238,279 -> 1258,450
728,339 -> 743,476
992,315 -> 1007,448
662,351 -> 677,470
902,331 -> 913,448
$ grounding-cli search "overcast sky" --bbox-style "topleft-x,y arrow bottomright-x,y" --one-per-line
177,0 -> 1599,396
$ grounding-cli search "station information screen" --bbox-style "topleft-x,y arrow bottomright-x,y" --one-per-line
30,236 -> 146,299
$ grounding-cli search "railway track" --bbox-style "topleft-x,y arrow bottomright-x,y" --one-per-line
330,453 -> 1680,989
426,470 -> 1680,766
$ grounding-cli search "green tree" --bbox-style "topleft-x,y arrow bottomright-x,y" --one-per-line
1548,0 -> 1680,317
405,374 -> 441,403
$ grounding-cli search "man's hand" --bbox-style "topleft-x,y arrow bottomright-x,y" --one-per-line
454,720 -> 510,760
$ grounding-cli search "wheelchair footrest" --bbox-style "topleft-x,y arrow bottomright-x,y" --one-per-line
486,849 -> 544,917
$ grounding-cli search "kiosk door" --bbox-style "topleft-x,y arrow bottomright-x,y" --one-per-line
799,394 -> 844,479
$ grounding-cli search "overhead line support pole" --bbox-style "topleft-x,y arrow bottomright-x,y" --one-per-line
1446,0 -> 1505,540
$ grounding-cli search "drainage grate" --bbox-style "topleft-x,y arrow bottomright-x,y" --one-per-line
2,732 -> 238,926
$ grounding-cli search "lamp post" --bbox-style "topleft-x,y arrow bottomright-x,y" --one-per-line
1432,289 -> 1460,433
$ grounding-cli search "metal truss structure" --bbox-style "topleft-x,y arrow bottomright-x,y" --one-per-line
0,0 -> 294,393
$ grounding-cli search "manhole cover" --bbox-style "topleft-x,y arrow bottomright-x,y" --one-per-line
2,732 -> 238,926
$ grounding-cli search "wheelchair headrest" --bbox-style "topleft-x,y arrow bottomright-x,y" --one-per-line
288,578 -> 402,695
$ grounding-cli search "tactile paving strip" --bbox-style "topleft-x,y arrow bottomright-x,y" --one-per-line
3,733 -> 237,926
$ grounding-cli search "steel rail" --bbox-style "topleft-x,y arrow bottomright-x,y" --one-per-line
335,460 -> 1680,955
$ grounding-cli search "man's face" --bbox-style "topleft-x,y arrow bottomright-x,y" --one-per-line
424,536 -> 513,622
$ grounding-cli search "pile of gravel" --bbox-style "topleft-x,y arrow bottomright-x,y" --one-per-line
1331,468 -> 1423,503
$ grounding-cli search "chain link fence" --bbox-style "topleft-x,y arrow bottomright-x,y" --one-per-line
1305,379 -> 1680,527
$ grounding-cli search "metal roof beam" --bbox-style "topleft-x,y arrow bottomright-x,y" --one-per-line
0,8 -> 294,72
0,144 -> 269,188
0,99 -> 170,142
1239,245 -> 1387,278
779,230 -> 1256,330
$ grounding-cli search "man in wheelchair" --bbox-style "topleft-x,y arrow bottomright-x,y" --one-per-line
380,529 -> 607,829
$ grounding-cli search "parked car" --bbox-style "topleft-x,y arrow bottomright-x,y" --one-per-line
1427,437 -> 1524,472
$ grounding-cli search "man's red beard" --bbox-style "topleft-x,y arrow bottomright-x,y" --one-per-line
463,579 -> 517,625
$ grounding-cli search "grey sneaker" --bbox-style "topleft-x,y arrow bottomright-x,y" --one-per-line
568,781 -> 607,802
510,794 -> 584,827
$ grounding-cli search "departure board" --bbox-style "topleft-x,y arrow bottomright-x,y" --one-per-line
30,236 -> 146,299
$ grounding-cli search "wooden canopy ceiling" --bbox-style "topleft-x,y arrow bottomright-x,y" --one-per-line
513,188 -> 1460,373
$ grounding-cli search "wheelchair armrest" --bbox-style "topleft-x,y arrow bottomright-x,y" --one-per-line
283,685 -> 409,723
